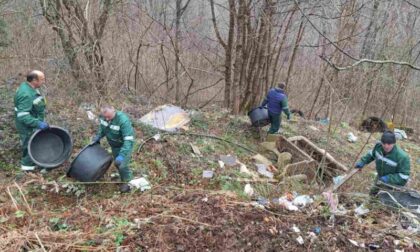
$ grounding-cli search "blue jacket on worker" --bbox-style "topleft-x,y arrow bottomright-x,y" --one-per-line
261,88 -> 291,116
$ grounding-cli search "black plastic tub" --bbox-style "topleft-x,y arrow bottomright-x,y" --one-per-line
28,126 -> 73,168
68,144 -> 113,182
248,107 -> 270,127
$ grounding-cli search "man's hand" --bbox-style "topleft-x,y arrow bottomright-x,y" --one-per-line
379,175 -> 389,183
355,161 -> 365,169
89,135 -> 101,146
115,155 -> 124,167
38,121 -> 49,130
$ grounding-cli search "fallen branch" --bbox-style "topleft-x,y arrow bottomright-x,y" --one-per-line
14,182 -> 32,215
6,187 -> 19,211
35,233 -> 47,252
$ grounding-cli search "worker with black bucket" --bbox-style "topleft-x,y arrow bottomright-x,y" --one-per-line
14,70 -> 49,171
259,82 -> 291,134
354,131 -> 411,195
91,105 -> 135,193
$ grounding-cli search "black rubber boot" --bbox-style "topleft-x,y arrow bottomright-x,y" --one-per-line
119,184 -> 131,193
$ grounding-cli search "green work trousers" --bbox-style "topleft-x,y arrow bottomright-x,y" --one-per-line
111,146 -> 133,182
268,112 -> 282,134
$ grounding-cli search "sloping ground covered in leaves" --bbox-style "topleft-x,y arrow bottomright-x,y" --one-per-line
1,84 -> 420,251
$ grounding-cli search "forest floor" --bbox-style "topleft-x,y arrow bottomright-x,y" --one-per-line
1,84 -> 420,251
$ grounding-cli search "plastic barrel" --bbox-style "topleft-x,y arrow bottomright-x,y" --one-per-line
68,144 -> 113,182
28,126 -> 73,168
248,107 -> 270,127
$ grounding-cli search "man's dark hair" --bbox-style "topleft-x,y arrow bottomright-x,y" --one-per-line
26,72 -> 39,82
278,82 -> 286,90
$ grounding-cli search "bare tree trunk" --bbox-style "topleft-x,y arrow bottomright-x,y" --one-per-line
210,0 -> 234,109
284,16 -> 305,92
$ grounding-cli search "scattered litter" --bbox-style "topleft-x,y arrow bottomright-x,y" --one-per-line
129,177 -> 151,191
86,111 -> 96,121
323,191 -> 338,212
152,134 -> 161,141
348,239 -> 364,248
267,164 -> 278,173
218,160 -> 225,168
251,201 -> 265,209
333,175 -> 345,185
190,144 -> 201,156
355,204 -> 370,216
368,243 -> 380,250
239,163 -> 258,178
202,197 -> 208,202
273,198 -> 299,211
256,164 -> 274,178
291,224 -> 300,233
394,129 -> 408,140
347,132 -> 358,143
308,125 -> 319,131
202,170 -> 214,178
296,236 -> 304,245
219,155 -> 238,166
307,232 -> 317,242
292,195 -> 314,207
257,196 -> 269,206
252,154 -> 273,166
318,118 -> 329,125
313,227 -> 321,235
393,240 -> 400,246
139,104 -> 190,132
244,184 -> 254,197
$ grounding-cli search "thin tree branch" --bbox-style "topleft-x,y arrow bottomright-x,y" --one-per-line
320,55 -> 420,71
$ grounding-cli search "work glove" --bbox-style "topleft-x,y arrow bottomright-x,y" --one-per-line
89,135 -> 101,146
115,155 -> 124,167
38,121 -> 49,130
354,161 -> 365,169
379,175 -> 389,183
287,114 -> 292,121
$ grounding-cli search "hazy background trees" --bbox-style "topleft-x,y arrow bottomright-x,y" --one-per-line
1,0 -> 420,131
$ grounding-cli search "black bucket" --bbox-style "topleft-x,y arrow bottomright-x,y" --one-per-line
248,107 -> 270,127
28,126 -> 73,168
68,144 -> 113,182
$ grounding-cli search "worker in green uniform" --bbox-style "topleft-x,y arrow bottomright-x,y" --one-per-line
14,70 -> 49,171
91,105 -> 135,193
355,131 -> 410,195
